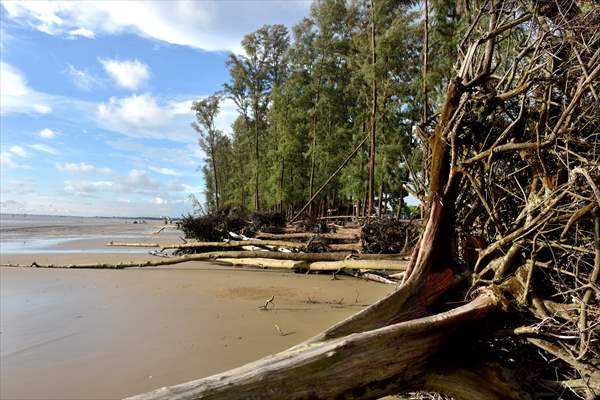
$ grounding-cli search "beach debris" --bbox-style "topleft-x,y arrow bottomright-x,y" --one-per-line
361,218 -> 421,254
151,226 -> 167,235
304,297 -> 344,305
258,296 -> 275,311
274,325 -> 295,337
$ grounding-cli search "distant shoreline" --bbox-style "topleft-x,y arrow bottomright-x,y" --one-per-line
0,213 -> 172,221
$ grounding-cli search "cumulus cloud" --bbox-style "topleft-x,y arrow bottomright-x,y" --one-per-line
0,62 -> 54,115
100,58 -> 150,90
121,169 -> 160,191
38,128 -> 57,138
9,146 -> 27,157
57,162 -> 112,175
62,168 -> 187,199
1,1 -> 309,52
1,62 -> 29,96
96,93 -> 196,142
29,143 -> 59,155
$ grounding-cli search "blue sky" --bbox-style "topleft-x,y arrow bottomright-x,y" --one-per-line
0,0 -> 311,217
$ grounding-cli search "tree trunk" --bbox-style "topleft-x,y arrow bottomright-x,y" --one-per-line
254,107 -> 260,211
210,146 -> 219,210
367,0 -> 377,220
255,231 -> 359,241
280,157 -> 285,212
377,182 -> 384,218
309,55 -> 325,216
422,0 -> 429,123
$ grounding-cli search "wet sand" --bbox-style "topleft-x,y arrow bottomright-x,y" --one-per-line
1,217 -> 394,399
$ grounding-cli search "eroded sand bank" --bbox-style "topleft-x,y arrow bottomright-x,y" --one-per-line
1,251 -> 393,399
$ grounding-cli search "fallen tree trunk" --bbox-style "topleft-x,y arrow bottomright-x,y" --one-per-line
256,231 -> 359,241
107,240 -> 307,248
215,258 -> 406,272
308,259 -> 406,271
125,291 -> 514,400
215,258 -> 308,270
0,251 -> 403,269
358,272 -> 397,284
107,240 -> 362,252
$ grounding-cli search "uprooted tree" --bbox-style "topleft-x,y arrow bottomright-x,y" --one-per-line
128,1 -> 599,399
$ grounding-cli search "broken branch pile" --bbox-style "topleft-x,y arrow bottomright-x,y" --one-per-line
362,218 -> 422,254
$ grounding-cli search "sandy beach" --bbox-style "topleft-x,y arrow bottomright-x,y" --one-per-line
0,215 -> 394,399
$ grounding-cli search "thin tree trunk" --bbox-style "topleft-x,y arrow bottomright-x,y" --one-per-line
309,57 -> 325,216
363,187 -> 369,218
210,146 -> 219,209
280,157 -> 285,212
377,182 -> 384,218
367,0 -> 378,220
422,0 -> 429,123
254,107 -> 260,211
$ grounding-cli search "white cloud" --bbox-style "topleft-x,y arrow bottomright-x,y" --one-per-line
69,27 -> 95,38
33,104 -> 52,114
0,62 -> 53,115
148,166 -> 180,176
29,144 -> 59,155
9,146 -> 27,157
100,58 -> 149,90
64,180 -> 113,195
38,128 -> 57,138
153,197 -> 167,205
96,93 -> 196,142
66,64 -> 101,90
1,62 -> 29,96
61,169 -> 187,198
122,169 -> 160,191
1,1 -> 309,52
107,138 -> 201,169
57,162 -> 112,175
0,152 -> 18,168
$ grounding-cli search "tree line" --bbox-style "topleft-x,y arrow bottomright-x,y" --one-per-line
192,0 -> 467,217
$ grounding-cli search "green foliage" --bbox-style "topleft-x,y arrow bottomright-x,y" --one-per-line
191,0 -> 465,216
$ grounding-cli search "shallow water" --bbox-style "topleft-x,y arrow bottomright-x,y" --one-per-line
0,214 -> 173,254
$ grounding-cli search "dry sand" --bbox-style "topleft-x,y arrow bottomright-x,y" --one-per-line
1,217 -> 394,399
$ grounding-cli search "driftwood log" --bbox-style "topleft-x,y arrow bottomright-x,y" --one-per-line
256,231 -> 359,241
107,240 -> 362,252
0,251 -> 404,270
